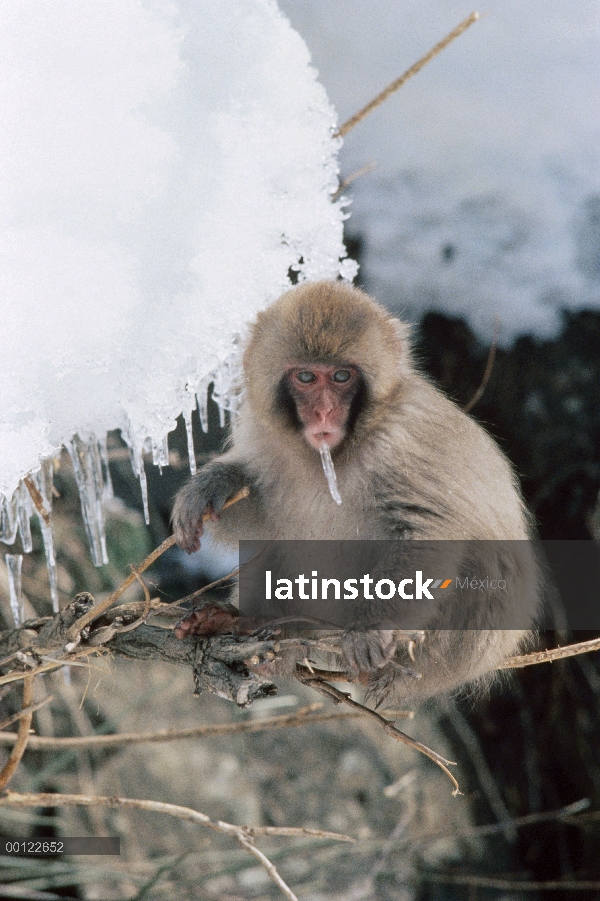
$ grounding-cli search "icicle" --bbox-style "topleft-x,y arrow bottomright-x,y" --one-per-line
68,434 -> 109,567
5,553 -> 24,626
210,343 -> 244,425
124,434 -> 150,525
33,461 -> 60,613
197,378 -> 209,432
138,449 -> 150,525
39,458 -> 54,512
17,480 -> 33,553
211,359 -> 229,428
151,434 -> 169,473
319,442 -> 342,505
0,493 -> 18,544
183,407 -> 197,474
40,521 -> 59,613
98,437 -> 114,500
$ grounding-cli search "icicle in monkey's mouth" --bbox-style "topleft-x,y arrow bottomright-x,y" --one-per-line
319,440 -> 342,505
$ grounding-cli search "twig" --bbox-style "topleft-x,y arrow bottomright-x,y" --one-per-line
499,637 -> 600,669
442,699 -> 516,842
463,316 -> 500,413
65,487 -> 250,642
435,798 -> 591,842
345,796 -> 418,900
423,872 -> 600,891
216,827 -> 299,901
0,694 -> 53,731
171,566 -> 240,608
0,647 -> 104,688
0,673 -> 34,791
0,704 -> 374,750
298,672 -> 460,794
331,162 -> 376,201
0,791 -> 353,901
112,567 -> 153,635
335,12 -> 480,138
23,474 -> 51,527
245,825 -> 354,842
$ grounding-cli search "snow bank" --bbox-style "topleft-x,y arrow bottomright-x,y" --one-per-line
0,0 -> 354,586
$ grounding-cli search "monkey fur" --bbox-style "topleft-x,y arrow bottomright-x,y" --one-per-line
172,281 -> 539,703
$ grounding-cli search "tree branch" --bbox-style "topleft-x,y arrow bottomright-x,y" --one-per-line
0,673 -> 34,791
335,12 -> 480,138
0,791 -> 353,901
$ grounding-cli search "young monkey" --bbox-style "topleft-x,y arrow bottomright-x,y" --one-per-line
172,281 -> 539,703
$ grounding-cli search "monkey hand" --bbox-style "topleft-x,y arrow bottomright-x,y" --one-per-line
339,630 -> 400,676
171,461 -> 248,553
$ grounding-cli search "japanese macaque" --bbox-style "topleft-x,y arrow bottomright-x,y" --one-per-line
172,281 -> 539,703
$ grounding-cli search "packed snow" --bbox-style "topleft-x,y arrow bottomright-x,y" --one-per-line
0,0 -> 354,585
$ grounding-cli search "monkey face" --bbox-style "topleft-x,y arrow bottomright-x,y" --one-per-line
285,363 -> 361,451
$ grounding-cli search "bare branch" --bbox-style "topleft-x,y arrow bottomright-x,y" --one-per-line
0,673 -> 34,790
298,670 -> 460,795
436,798 -> 591,842
0,647 -> 104,688
423,872 -> 600,892
64,486 -> 250,642
171,565 -> 240,609
463,316 -> 500,413
244,825 -> 354,842
0,704 -> 380,751
0,694 -> 53,731
336,12 -> 480,138
500,637 -> 600,669
0,791 -> 353,901
111,566 -> 153,635
331,162 -> 376,201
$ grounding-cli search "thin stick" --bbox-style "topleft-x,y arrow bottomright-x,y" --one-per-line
0,694 -> 53,731
65,486 -> 250,641
424,873 -> 600,892
463,316 -> 500,413
331,162 -> 376,201
170,566 -> 240,608
0,705 -> 405,750
298,673 -> 460,795
335,12 -> 480,138
0,792 -> 353,901
23,474 -> 51,527
499,637 -> 600,669
0,673 -> 34,791
0,647 -> 104,688
112,567 -> 153,635
243,825 -> 354,842
439,798 -> 591,841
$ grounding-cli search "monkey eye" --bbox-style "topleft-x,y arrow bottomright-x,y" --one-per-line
295,370 -> 317,384
332,369 -> 352,383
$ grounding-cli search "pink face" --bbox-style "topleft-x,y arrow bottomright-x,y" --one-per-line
286,363 -> 360,451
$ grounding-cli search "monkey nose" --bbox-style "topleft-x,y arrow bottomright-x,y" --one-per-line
315,405 -> 333,422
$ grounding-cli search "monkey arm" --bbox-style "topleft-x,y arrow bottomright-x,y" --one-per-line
171,459 -> 252,553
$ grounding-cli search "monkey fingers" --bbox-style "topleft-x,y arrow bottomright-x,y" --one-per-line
340,630 -> 400,676
171,461 -> 248,553
174,600 -> 240,639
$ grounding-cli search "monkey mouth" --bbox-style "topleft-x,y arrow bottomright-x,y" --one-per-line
305,429 -> 343,451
